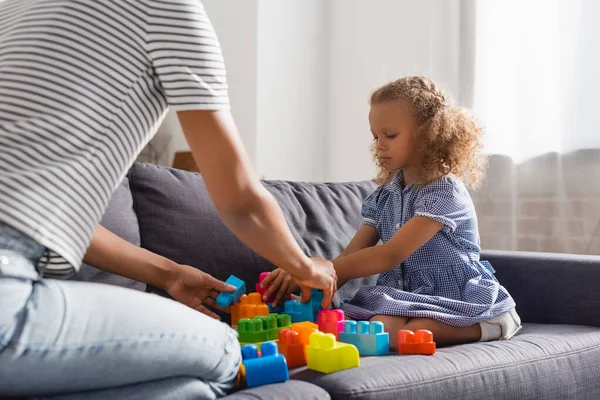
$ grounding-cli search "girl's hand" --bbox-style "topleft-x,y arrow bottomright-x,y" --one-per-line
261,268 -> 299,306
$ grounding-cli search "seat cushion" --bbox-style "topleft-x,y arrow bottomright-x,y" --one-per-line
290,324 -> 600,400
224,380 -> 330,400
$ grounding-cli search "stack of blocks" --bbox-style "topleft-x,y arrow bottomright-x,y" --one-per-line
339,321 -> 390,356
223,273 -> 435,388
241,342 -> 289,388
237,314 -> 292,345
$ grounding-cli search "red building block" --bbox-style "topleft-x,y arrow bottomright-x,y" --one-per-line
317,309 -> 345,340
277,328 -> 306,368
256,272 -> 274,303
397,329 -> 436,355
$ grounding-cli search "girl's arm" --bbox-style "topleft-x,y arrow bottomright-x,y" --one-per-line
334,216 -> 443,281
336,225 -> 380,259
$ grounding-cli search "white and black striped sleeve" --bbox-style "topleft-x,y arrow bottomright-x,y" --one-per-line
145,0 -> 230,111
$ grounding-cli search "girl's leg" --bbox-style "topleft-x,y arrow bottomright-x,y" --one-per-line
0,260 -> 241,399
369,315 -> 481,349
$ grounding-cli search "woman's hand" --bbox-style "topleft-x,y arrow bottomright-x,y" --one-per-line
165,264 -> 236,320
260,268 -> 300,306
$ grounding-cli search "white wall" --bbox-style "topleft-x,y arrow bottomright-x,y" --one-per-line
156,0 -> 260,166
256,0 -> 328,181
154,0 -> 467,182
325,0 -> 467,182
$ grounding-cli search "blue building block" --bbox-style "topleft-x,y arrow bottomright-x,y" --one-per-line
268,302 -> 284,313
339,321 -> 389,356
310,288 -> 323,320
216,275 -> 246,308
283,299 -> 314,323
241,342 -> 289,388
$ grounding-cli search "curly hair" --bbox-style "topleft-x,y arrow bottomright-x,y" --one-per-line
370,76 -> 487,189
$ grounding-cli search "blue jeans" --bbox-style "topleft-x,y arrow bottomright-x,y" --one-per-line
0,223 -> 241,399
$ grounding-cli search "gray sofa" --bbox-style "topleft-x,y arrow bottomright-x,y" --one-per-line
75,163 -> 600,399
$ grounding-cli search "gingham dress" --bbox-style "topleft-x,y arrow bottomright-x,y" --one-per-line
341,170 -> 516,327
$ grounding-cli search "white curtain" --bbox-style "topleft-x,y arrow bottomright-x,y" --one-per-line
472,0 -> 600,162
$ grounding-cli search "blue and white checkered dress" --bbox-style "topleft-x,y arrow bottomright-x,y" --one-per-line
341,170 -> 516,327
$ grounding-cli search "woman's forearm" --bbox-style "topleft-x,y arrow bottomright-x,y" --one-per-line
83,225 -> 178,290
218,187 -> 313,278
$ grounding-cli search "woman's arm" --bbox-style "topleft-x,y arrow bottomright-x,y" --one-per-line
334,216 -> 443,281
83,225 -> 178,289
177,109 -> 336,307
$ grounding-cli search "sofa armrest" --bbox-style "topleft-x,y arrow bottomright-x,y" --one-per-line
482,250 -> 600,327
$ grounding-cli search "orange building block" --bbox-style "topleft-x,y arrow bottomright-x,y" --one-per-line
291,321 -> 319,345
317,309 -> 345,340
277,328 -> 306,368
397,330 -> 436,355
231,293 -> 270,326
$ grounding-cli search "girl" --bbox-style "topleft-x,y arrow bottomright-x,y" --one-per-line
263,76 -> 521,348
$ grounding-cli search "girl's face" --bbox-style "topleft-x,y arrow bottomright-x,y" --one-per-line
369,101 -> 419,172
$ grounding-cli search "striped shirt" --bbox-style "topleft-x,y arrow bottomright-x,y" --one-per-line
0,0 -> 230,278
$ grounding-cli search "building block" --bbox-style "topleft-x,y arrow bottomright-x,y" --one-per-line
277,328 -> 306,368
237,314 -> 292,344
397,329 -> 436,355
283,300 -> 314,323
255,272 -> 288,313
306,331 -> 360,374
256,272 -> 274,302
339,321 -> 389,356
216,275 -> 246,308
291,321 -> 319,345
317,309 -> 345,340
309,289 -> 324,321
241,342 -> 289,388
230,293 -> 270,326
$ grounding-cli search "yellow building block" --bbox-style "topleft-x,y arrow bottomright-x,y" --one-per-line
306,331 -> 360,374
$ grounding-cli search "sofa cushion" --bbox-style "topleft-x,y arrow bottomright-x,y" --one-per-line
224,380 -> 330,400
127,163 -> 378,306
70,177 -> 145,292
290,324 -> 600,400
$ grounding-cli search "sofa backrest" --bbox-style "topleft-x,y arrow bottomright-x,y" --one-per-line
127,163 -> 379,306
71,177 -> 145,292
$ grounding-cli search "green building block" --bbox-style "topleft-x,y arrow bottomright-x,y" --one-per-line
237,314 -> 292,343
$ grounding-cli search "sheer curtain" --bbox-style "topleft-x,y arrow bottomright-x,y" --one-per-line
469,0 -> 600,255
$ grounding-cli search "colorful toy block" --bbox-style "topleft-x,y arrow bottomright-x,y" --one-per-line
283,299 -> 314,323
255,272 -> 287,313
277,328 -> 306,368
338,321 -> 389,356
317,310 -> 345,340
291,321 -> 319,345
306,331 -> 360,374
230,293 -> 270,326
241,342 -> 289,388
256,272 -> 274,302
237,314 -> 292,344
397,329 -> 436,355
216,275 -> 246,308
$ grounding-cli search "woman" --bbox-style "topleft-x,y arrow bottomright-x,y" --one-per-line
0,0 -> 336,398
